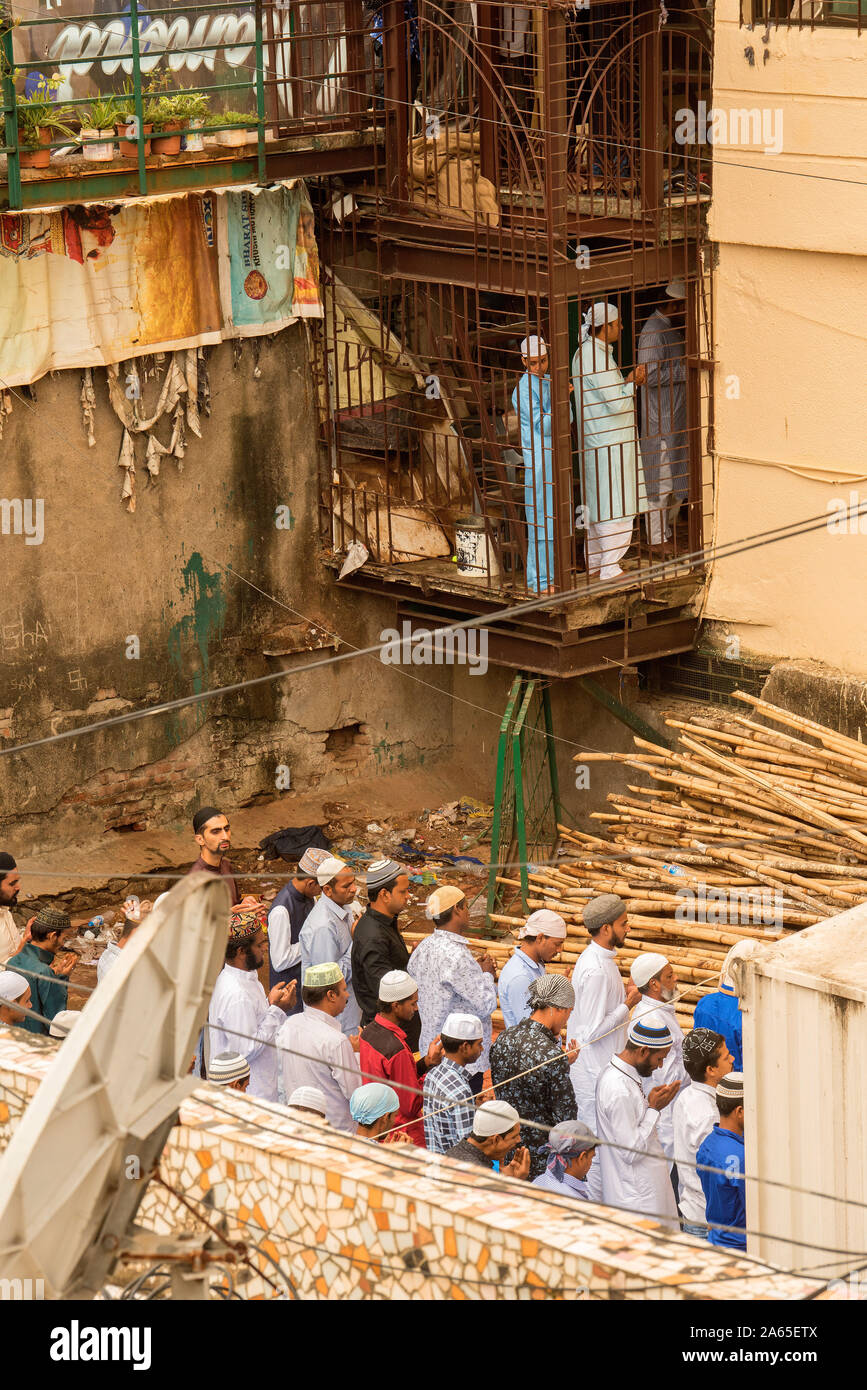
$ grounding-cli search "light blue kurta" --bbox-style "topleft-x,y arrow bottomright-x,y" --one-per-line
512,370 -> 554,593
299,894 -> 361,1036
572,336 -> 648,524
498,947 -> 545,1029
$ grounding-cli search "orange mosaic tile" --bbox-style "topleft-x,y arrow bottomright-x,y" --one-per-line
251,1203 -> 267,1229
443,1228 -> 457,1257
477,1247 -> 490,1273
521,1238 -> 539,1258
368,1187 -> 383,1209
196,1148 -> 213,1169
374,1210 -> 389,1230
326,1171 -> 341,1194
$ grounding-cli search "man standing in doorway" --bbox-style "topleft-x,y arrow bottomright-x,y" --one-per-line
188,807 -> 240,906
638,279 -> 688,553
512,334 -> 556,596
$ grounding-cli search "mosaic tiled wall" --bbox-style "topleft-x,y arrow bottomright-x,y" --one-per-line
0,1032 -> 837,1301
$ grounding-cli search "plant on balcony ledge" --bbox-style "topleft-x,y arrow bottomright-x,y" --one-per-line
16,76 -> 76,169
170,90 -> 211,153
78,95 -> 120,163
114,87 -> 153,158
214,110 -> 261,148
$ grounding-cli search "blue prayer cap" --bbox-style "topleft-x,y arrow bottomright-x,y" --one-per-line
349,1082 -> 400,1125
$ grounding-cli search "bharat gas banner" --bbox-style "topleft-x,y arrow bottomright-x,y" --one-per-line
0,182 -> 322,388
9,0 -> 354,121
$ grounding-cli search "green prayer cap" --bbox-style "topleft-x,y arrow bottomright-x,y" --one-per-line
304,962 -> 344,989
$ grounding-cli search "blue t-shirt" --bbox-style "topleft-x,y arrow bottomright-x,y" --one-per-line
693,985 -> 742,1071
697,1124 -> 746,1250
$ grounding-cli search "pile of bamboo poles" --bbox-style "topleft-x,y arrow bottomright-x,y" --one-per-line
506,689 -> 867,1024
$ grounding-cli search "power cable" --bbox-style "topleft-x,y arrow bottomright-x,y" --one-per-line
0,496 -> 863,761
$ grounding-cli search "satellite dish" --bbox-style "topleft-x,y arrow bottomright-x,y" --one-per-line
0,872 -> 229,1298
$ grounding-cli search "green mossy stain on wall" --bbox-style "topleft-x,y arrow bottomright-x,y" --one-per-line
167,553 -> 227,707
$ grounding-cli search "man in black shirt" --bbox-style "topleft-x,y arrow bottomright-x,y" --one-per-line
351,857 -> 420,1047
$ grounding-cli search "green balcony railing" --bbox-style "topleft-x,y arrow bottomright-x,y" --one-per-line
0,0 -> 376,210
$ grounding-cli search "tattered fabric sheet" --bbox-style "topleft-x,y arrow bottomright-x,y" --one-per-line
0,181 -> 322,390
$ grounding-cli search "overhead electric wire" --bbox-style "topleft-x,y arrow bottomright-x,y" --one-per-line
0,496 -> 863,763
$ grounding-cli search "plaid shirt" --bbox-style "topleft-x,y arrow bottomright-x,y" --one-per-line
423,1058 -> 475,1154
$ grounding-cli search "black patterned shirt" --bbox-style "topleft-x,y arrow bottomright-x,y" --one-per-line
489,1017 -> 578,1178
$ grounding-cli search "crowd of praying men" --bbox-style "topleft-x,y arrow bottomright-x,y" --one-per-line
0,808 -> 749,1250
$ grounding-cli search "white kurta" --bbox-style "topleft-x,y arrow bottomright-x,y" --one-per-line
96,941 -> 122,983
631,995 -> 689,1161
595,1056 -> 678,1227
0,908 -> 22,965
208,964 -> 286,1102
278,1005 -> 362,1133
568,940 -> 629,1126
672,1079 -> 718,1224
567,939 -> 629,1202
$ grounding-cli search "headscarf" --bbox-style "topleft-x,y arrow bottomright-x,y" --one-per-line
527,973 -> 575,1012
581,300 -> 619,342
349,1082 -> 400,1126
542,1120 -> 598,1180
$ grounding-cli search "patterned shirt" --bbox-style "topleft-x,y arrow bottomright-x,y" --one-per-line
489,1017 -> 578,1178
423,1057 -> 475,1154
408,930 -> 498,1077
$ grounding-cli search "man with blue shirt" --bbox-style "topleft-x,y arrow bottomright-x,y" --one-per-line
693,940 -> 760,1072
696,1071 -> 746,1250
498,909 -> 567,1027
299,857 -> 361,1037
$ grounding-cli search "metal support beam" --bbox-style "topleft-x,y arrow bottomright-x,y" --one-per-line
578,674 -> 673,748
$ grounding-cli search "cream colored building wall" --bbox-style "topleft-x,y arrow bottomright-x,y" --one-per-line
705,1 -> 867,673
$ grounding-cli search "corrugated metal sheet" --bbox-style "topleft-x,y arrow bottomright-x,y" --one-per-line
738,905 -> 867,1279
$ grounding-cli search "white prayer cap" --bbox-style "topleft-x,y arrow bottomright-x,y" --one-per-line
298,847 -> 330,876
665,277 -> 686,298
49,1010 -> 80,1039
519,335 -> 547,358
627,1012 -> 675,1049
583,301 -> 619,333
473,1099 -> 520,1138
288,1085 -> 328,1116
316,855 -> 348,886
378,969 -> 417,1003
442,1012 -> 483,1041
519,909 -> 567,940
0,971 -> 28,1003
630,952 -> 670,989
425,884 -> 465,920
720,938 -> 763,990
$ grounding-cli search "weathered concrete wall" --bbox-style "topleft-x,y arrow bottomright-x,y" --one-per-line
0,327 -> 455,854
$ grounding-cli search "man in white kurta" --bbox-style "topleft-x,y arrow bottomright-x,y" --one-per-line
572,301 -> 648,580
629,952 -> 689,1165
208,917 -> 296,1102
0,855 -> 23,964
595,1013 -> 681,1228
567,895 -> 639,1190
673,1026 -> 734,1233
278,963 -> 362,1133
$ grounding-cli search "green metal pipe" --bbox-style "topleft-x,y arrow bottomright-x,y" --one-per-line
129,0 -> 148,195
578,675 -> 673,750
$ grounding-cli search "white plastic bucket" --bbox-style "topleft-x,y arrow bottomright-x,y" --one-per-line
455,517 -> 498,580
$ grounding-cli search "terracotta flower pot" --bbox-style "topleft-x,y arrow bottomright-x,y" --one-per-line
19,127 -> 51,169
152,121 -> 182,156
115,120 -> 152,158
80,126 -> 115,162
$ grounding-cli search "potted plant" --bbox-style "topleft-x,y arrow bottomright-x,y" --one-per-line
151,92 -> 185,156
16,76 -> 76,169
215,109 -> 259,148
173,89 -> 210,153
114,85 -> 152,158
78,95 -> 118,162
